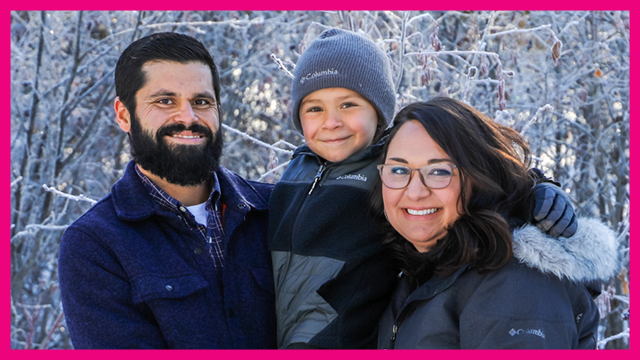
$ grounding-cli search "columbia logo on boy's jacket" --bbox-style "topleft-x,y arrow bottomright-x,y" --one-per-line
335,174 -> 368,182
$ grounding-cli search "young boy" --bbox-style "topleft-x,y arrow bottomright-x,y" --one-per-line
267,28 -> 585,349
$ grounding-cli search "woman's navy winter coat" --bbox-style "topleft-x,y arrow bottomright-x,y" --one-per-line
378,219 -> 620,349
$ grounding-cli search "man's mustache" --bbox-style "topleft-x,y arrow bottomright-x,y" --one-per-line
156,123 -> 213,139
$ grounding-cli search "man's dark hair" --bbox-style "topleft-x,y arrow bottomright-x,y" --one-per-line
371,97 -> 534,282
115,32 -> 221,117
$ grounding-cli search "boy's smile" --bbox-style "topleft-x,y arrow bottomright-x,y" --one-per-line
299,87 -> 378,163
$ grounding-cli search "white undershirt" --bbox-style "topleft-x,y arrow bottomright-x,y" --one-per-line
186,202 -> 208,226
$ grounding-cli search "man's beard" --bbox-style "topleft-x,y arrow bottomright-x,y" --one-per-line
129,113 -> 223,187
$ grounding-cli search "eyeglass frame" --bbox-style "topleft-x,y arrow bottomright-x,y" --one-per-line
376,163 -> 458,190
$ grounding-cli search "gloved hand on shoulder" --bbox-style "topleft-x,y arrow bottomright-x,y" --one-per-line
531,182 -> 577,238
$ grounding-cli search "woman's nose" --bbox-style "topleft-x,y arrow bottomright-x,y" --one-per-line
404,172 -> 431,200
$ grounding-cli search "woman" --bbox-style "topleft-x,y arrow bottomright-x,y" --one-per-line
374,98 -> 606,349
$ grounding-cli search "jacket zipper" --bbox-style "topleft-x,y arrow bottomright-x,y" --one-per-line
390,324 -> 398,349
389,311 -> 410,349
386,268 -> 468,349
387,274 -> 415,349
308,163 -> 327,195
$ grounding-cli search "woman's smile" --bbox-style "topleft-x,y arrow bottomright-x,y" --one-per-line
404,208 -> 439,216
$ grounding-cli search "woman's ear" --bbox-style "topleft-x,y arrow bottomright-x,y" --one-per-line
114,97 -> 132,133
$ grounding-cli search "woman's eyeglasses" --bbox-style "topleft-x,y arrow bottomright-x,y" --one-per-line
377,163 -> 457,190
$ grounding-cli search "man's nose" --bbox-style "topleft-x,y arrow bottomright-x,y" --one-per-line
175,102 -> 198,124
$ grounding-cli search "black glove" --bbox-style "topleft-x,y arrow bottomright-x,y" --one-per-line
532,182 -> 578,238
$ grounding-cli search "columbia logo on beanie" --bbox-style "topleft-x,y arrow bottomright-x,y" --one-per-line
299,68 -> 340,84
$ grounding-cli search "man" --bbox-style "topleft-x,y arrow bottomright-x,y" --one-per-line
58,32 -> 276,349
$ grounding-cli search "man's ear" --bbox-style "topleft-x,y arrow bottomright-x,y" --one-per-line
115,97 -> 132,133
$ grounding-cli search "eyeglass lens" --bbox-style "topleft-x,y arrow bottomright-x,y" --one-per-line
378,163 -> 455,189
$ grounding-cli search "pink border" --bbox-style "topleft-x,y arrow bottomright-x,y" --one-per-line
5,2 -> 634,358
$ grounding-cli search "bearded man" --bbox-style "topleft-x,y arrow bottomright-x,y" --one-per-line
58,32 -> 276,349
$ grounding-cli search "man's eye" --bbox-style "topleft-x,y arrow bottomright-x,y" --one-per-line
390,166 -> 410,175
157,99 -> 173,105
194,99 -> 212,106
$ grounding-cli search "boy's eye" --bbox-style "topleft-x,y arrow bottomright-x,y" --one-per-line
306,106 -> 323,113
341,102 -> 357,109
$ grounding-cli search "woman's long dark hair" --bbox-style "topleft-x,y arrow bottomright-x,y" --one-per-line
372,97 -> 533,282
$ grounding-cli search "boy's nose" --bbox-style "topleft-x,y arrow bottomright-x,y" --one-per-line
322,112 -> 343,130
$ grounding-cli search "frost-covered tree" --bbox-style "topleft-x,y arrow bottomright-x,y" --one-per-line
10,10 -> 629,349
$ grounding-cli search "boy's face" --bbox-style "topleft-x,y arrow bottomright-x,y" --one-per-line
299,87 -> 378,163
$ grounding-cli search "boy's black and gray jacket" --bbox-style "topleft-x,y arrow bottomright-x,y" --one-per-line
268,142 -> 621,349
268,141 -> 394,349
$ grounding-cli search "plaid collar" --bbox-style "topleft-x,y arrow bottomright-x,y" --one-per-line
134,164 -> 221,213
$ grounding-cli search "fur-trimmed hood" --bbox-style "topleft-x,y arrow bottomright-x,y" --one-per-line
513,217 -> 621,282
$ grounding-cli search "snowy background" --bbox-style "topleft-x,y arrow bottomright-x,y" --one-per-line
10,11 -> 629,349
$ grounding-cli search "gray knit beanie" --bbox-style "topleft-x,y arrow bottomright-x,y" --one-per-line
291,28 -> 396,134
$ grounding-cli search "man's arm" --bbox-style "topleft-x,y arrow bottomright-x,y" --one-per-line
58,226 -> 167,349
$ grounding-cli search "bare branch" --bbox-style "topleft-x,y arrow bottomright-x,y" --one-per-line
270,54 -> 294,79
484,24 -> 552,40
41,184 -> 98,205
598,329 -> 630,348
520,104 -> 554,136
222,124 -> 294,156
257,160 -> 291,182
11,176 -> 23,187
